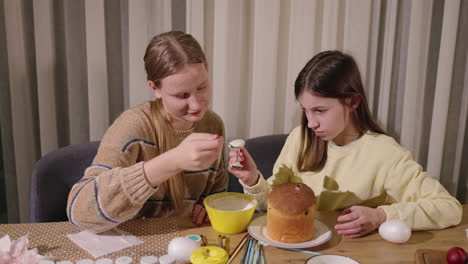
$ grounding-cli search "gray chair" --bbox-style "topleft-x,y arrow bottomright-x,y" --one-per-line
29,141 -> 100,222
228,134 -> 288,193
29,135 -> 287,222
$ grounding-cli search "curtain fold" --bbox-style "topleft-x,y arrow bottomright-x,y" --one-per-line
0,0 -> 467,223
191,0 -> 468,201
0,0 -> 179,223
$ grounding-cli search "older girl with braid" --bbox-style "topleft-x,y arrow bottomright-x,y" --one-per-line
67,31 -> 227,232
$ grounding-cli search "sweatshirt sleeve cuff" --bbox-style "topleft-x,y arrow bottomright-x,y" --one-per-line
240,172 -> 268,194
378,205 -> 397,221
120,161 -> 157,204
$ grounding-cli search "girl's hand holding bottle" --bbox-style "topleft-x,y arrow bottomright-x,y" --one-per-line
228,147 -> 259,186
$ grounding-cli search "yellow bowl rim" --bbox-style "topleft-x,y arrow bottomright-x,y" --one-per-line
203,192 -> 258,212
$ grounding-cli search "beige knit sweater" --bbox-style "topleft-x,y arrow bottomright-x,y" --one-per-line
66,102 -> 227,232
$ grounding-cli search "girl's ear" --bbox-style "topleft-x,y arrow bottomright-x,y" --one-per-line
148,80 -> 161,98
347,95 -> 361,110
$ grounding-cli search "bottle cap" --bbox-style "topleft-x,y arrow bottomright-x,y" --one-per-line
38,261 -> 55,264
186,234 -> 202,246
95,258 -> 113,264
159,254 -> 175,264
116,256 -> 133,264
140,255 -> 159,264
76,259 -> 94,264
228,139 -> 245,148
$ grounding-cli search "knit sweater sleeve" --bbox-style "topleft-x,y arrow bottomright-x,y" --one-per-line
67,107 -> 157,233
378,150 -> 462,230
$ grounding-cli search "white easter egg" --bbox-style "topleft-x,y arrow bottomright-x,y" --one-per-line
168,236 -> 200,263
378,219 -> 411,243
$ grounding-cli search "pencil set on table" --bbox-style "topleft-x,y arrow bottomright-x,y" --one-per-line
240,237 -> 265,264
226,234 -> 265,264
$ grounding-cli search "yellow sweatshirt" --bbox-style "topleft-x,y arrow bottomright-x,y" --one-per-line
67,102 -> 227,232
242,126 -> 462,231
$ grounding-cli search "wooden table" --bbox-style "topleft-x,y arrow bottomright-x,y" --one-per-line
1,206 -> 467,263
181,205 -> 468,263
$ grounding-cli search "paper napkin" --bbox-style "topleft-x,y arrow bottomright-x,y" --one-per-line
67,229 -> 143,258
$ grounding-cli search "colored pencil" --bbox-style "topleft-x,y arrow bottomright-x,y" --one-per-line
277,247 -> 321,256
260,243 -> 266,264
245,237 -> 254,263
226,234 -> 250,264
229,233 -> 249,257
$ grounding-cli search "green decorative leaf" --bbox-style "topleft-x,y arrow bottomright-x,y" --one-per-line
271,165 -> 303,188
323,176 -> 339,190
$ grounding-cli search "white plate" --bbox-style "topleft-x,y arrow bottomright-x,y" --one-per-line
306,255 -> 360,264
247,215 -> 332,248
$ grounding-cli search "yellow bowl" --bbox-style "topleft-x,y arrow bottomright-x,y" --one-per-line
204,192 -> 257,234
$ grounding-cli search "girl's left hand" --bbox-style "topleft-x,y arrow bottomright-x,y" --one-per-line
191,204 -> 210,226
334,206 -> 387,238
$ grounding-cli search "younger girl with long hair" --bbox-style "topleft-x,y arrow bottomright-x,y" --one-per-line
229,50 -> 461,238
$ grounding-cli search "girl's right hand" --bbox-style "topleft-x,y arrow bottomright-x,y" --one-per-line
228,147 -> 259,186
172,133 -> 224,172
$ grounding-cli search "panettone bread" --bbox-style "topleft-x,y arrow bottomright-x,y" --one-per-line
267,183 -> 316,243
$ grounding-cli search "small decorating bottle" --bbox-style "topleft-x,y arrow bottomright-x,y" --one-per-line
190,246 -> 228,264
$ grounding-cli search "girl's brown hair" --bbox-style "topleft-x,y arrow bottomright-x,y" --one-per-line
294,50 -> 386,172
143,31 -> 207,209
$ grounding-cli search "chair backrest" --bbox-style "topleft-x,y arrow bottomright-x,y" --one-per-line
228,134 -> 288,193
29,141 -> 100,222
